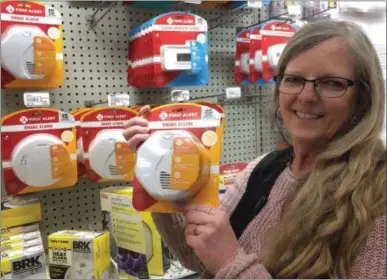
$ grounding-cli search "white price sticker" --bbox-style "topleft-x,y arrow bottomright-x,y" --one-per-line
171,90 -> 190,102
108,93 -> 130,107
225,87 -> 242,100
23,92 -> 50,108
287,3 -> 303,16
183,0 -> 202,4
248,0 -> 263,9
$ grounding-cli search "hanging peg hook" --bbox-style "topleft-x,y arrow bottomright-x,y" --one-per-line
87,1 -> 118,30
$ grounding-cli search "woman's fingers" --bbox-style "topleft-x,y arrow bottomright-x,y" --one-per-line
123,125 -> 149,141
185,210 -> 214,226
122,105 -> 151,151
127,133 -> 150,152
139,105 -> 151,116
184,224 -> 197,236
123,116 -> 148,130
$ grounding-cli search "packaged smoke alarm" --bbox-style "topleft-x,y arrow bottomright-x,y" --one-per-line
219,162 -> 248,194
1,230 -> 42,247
1,1 -> 64,89
80,107 -> 137,182
249,25 -> 265,85
101,187 -> 170,277
48,230 -> 110,280
261,20 -> 297,82
1,109 -> 77,195
133,103 -> 224,213
1,236 -> 43,254
71,108 -> 93,178
1,196 -> 42,229
1,245 -> 47,279
1,223 -> 40,237
234,28 -> 251,85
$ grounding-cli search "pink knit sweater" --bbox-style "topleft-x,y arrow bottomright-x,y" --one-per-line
152,157 -> 387,279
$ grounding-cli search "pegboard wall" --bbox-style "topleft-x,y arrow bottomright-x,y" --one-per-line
0,1 -> 282,246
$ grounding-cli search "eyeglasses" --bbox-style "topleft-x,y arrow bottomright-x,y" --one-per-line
275,74 -> 356,98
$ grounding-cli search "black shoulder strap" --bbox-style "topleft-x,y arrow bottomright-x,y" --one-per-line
230,147 -> 293,239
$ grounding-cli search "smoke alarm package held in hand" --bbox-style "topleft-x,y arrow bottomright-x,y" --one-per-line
133,103 -> 224,213
128,12 -> 209,88
80,107 -> 137,182
1,109 -> 77,195
1,1 -> 64,89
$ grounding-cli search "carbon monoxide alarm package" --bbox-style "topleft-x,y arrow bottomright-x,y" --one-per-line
1,1 -> 64,89
80,107 -> 137,182
1,109 -> 77,195
133,103 -> 225,213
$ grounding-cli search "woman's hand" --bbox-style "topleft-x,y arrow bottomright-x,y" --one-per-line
183,204 -> 240,276
123,105 -> 150,151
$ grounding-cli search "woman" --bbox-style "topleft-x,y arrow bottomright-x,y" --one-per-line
123,20 -> 386,278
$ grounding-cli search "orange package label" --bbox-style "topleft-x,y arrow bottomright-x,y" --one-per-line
34,37 -> 56,76
50,144 -> 71,179
115,142 -> 135,176
171,137 -> 200,190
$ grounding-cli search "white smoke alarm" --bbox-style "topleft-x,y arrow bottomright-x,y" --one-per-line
136,130 -> 210,201
267,43 -> 287,68
254,50 -> 263,72
88,129 -> 127,180
77,136 -> 85,164
240,52 -> 250,75
11,134 -> 66,187
1,25 -> 54,80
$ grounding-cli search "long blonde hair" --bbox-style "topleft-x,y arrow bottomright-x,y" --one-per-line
261,20 -> 386,278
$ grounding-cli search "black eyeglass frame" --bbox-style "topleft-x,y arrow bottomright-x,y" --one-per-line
274,74 -> 356,98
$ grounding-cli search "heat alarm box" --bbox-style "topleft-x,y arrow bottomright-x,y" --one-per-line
128,12 -> 209,88
1,1 -> 64,89
1,109 -> 77,195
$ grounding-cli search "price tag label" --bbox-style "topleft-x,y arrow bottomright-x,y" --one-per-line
183,0 -> 202,4
287,2 -> 303,16
171,90 -> 190,102
23,92 -> 50,108
328,1 -> 337,8
108,93 -> 130,107
247,0 -> 263,9
226,87 -> 242,100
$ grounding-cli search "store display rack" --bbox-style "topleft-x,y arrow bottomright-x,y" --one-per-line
0,1 -> 285,279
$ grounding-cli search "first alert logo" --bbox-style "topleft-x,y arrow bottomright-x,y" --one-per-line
167,17 -> 173,25
6,5 -> 15,14
20,116 -> 28,124
159,111 -> 168,120
96,114 -> 104,121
